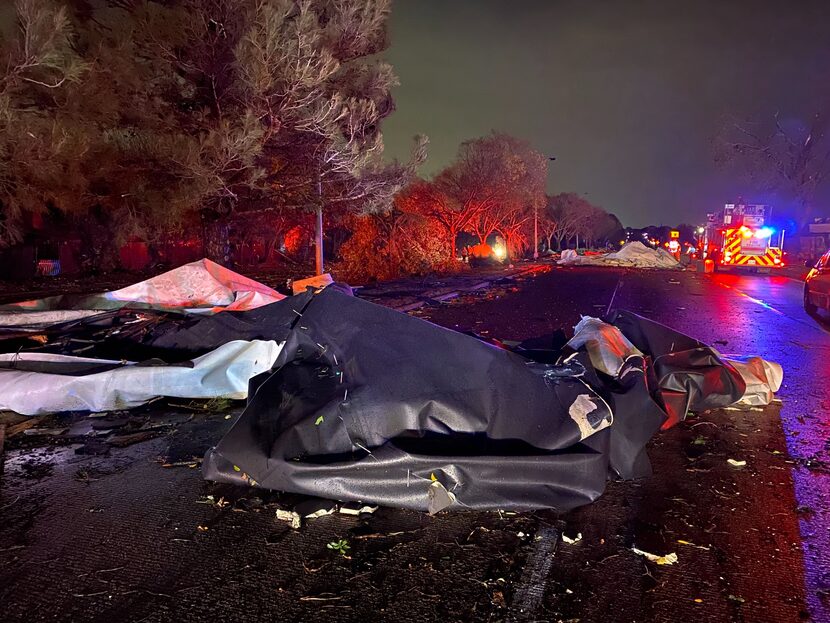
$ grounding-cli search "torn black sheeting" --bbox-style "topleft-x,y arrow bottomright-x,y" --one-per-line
193,288 -> 756,512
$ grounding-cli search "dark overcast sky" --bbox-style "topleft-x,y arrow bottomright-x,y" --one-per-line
382,0 -> 830,227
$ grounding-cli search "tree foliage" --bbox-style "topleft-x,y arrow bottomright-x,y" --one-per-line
335,193 -> 456,283
0,0 -> 419,261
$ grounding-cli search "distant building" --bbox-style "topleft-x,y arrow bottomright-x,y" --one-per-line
797,218 -> 830,258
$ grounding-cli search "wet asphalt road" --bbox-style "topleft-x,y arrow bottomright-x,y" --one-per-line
1,265 -> 829,622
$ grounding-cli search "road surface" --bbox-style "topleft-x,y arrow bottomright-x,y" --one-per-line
1,265 -> 829,622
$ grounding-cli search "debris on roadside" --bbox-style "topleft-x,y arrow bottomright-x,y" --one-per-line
427,481 -> 457,515
677,539 -> 710,550
22,427 -> 68,436
631,547 -> 678,565
727,459 -> 747,468
294,498 -> 337,519
0,261 -> 784,515
160,457 -> 202,469
562,533 -> 583,545
338,502 -> 378,516
196,495 -> 229,509
107,430 -> 162,448
276,509 -> 302,529
558,242 -> 681,269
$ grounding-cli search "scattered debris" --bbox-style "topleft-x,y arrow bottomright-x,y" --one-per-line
727,459 -> 747,468
292,273 -> 334,294
276,509 -> 302,529
294,498 -> 337,519
677,539 -> 710,550
5,416 -> 44,438
196,495 -> 229,508
22,427 -> 68,436
631,547 -> 678,565
562,532 -> 583,545
338,502 -> 378,516
107,430 -> 161,448
160,458 -> 202,468
427,480 -> 456,515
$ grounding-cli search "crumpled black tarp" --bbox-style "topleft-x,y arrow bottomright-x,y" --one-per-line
192,288 -> 747,512
0,286 -> 750,513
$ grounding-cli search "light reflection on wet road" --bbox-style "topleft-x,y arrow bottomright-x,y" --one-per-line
705,272 -> 830,620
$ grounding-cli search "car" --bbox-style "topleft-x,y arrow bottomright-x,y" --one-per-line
804,251 -> 830,315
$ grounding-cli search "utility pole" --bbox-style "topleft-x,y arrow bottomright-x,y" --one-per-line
533,203 -> 538,259
537,156 -> 557,259
315,164 -> 324,275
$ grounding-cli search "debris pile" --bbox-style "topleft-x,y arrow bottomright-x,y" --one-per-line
0,260 -> 781,514
0,258 -> 285,327
558,241 -> 680,269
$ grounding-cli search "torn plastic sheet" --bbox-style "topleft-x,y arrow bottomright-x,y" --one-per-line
607,310 -> 750,429
567,316 -> 643,377
0,340 -> 282,415
724,356 -> 783,406
0,259 -> 284,322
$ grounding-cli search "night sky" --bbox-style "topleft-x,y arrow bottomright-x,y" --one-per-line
383,0 -> 830,227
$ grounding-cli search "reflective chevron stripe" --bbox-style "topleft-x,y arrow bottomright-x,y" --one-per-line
721,229 -> 782,268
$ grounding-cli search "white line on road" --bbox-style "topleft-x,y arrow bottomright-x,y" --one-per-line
606,275 -> 624,317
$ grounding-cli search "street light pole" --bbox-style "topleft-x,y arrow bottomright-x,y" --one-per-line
536,156 -> 557,259
533,204 -> 538,260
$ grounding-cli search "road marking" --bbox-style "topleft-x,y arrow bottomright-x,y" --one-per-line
606,275 -> 624,317
714,282 -> 787,317
712,279 -> 830,334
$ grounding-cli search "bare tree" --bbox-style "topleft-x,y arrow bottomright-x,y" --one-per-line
716,109 -> 830,224
427,132 -> 547,255
545,193 -> 593,250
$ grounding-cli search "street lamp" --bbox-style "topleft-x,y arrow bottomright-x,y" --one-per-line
536,156 -> 556,259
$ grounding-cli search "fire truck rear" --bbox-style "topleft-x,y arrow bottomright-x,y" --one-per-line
704,203 -> 785,272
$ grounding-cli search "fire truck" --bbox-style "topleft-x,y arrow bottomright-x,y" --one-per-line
703,203 -> 785,272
